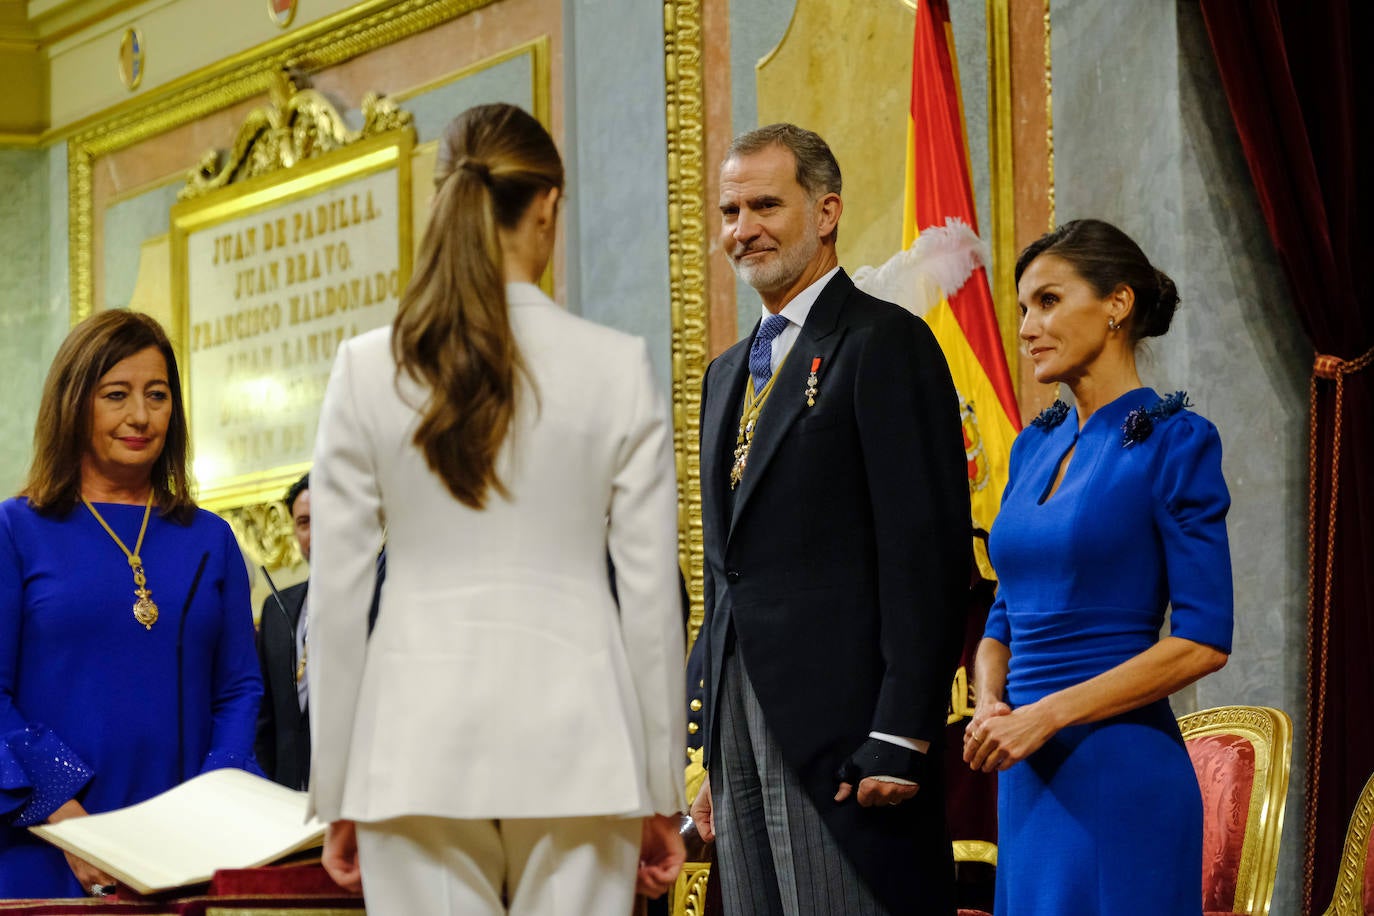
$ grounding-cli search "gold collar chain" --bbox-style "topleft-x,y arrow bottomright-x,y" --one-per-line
82,492 -> 160,630
729,350 -> 791,490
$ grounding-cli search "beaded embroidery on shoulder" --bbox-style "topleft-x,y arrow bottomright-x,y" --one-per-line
1030,399 -> 1070,431
1121,391 -> 1191,447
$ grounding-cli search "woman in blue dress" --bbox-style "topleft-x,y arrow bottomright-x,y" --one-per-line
963,219 -> 1233,915
0,310 -> 262,899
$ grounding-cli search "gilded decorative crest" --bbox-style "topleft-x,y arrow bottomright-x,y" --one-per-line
223,500 -> 301,571
179,70 -> 413,201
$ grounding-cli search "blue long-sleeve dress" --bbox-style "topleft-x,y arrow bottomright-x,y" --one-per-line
0,497 -> 263,898
984,388 -> 1234,915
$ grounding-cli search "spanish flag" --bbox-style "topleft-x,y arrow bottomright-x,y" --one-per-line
905,0 -> 1019,582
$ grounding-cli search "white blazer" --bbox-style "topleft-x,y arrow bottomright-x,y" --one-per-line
307,282 -> 686,823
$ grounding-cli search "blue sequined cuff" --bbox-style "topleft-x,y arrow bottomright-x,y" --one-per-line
201,749 -> 265,779
2,726 -> 95,827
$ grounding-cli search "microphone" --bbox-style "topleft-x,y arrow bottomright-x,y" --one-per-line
260,566 -> 300,684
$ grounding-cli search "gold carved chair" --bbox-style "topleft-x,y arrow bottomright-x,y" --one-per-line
1179,705 -> 1293,916
1318,769 -> 1374,915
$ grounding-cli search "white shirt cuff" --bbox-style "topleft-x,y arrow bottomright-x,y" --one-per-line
869,731 -> 930,754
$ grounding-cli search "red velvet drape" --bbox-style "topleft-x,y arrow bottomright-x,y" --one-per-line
1198,2 -> 1374,912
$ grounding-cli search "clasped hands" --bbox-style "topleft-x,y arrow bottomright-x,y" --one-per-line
962,699 -> 1056,772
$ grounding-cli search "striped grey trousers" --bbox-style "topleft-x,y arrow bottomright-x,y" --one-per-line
713,651 -> 887,916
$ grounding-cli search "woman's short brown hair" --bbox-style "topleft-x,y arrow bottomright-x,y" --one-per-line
23,309 -> 196,521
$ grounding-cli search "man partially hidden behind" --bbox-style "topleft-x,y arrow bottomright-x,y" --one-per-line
689,124 -> 969,914
255,473 -> 313,790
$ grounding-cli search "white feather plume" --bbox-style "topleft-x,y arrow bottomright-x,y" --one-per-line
851,217 -> 991,317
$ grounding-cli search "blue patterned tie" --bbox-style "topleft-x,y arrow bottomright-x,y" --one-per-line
749,314 -> 791,394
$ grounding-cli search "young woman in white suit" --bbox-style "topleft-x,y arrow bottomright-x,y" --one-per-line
308,103 -> 687,914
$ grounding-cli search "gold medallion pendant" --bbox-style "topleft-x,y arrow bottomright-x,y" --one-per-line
83,493 -> 160,630
132,580 -> 158,630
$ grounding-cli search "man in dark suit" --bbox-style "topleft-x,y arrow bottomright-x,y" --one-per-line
689,124 -> 969,915
258,474 -> 386,791
256,473 -> 313,790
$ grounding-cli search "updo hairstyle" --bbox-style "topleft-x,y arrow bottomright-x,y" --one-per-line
1014,218 -> 1179,340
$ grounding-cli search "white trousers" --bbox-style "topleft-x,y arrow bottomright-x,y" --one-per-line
355,815 -> 641,916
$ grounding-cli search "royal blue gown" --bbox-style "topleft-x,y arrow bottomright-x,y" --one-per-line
0,498 -> 262,899
984,388 -> 1233,915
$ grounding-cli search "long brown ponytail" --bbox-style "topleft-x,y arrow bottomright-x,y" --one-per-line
392,103 -> 563,509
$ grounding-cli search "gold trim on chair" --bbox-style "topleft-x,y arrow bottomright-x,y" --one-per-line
670,860 -> 712,916
953,839 -> 998,867
1319,769 -> 1374,916
1179,704 -> 1293,916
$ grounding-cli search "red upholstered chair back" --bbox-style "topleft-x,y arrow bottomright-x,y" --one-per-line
1367,827 -> 1374,914
1180,706 -> 1293,916
1318,769 -> 1374,915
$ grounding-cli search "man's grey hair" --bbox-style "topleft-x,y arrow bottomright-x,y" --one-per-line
726,123 -> 842,199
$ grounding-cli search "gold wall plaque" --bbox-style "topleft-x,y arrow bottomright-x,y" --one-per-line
169,80 -> 415,514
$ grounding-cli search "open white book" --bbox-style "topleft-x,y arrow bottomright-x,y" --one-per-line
30,768 -> 325,895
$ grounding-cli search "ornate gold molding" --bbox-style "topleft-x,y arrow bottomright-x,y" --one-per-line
1044,0 -> 1055,229
222,500 -> 302,571
953,839 -> 999,866
986,0 -> 1018,386
179,71 -> 413,201
1321,771 -> 1374,915
664,0 -> 710,649
67,0 -> 500,326
670,861 -> 712,916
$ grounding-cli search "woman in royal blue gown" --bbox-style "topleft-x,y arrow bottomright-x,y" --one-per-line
964,219 -> 1233,915
0,310 -> 262,899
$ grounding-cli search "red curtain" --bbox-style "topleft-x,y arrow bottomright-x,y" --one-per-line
1198,2 -> 1373,912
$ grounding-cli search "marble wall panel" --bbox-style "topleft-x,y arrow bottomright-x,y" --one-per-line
1175,5 -> 1309,910
397,52 -> 536,151
1052,2 -> 1309,911
949,0 -> 990,240
1052,0 -> 1184,274
47,143 -> 70,360
561,0 -> 672,390
0,149 -> 53,494
103,181 -> 183,312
